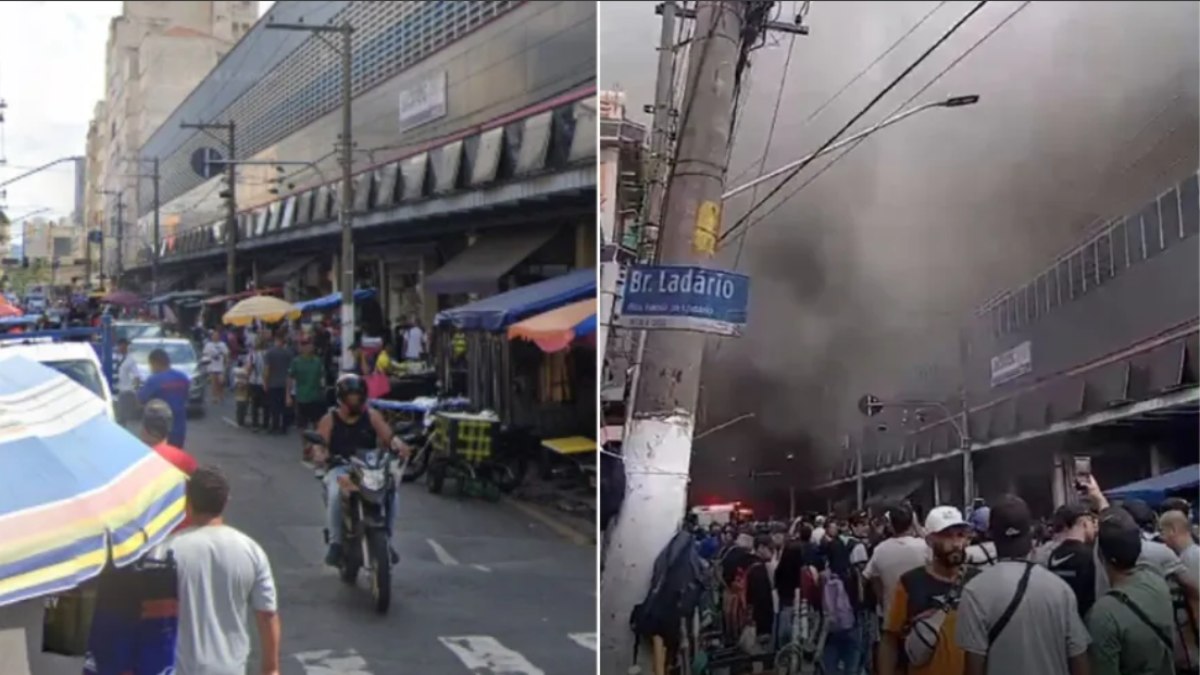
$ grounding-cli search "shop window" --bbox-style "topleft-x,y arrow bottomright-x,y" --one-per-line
1179,172 -> 1199,238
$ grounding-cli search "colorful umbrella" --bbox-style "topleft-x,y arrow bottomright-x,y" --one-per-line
0,302 -> 21,318
0,355 -> 187,608
506,299 -> 596,353
222,295 -> 300,326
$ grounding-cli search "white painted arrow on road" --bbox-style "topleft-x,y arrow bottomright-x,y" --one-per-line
438,636 -> 545,675
293,648 -> 372,674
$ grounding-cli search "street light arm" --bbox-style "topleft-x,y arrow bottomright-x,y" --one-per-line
0,156 -> 83,191
721,96 -> 979,200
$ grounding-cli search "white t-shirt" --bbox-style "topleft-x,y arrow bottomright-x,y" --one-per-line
168,525 -> 277,675
809,526 -> 825,546
202,340 -> 230,374
864,535 -> 930,617
966,541 -> 998,566
117,353 -> 140,393
403,326 -> 425,360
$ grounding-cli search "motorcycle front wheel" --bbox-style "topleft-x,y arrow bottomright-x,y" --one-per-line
401,443 -> 432,483
368,529 -> 391,614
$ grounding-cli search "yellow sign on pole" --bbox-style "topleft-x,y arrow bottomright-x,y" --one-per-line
693,201 -> 721,257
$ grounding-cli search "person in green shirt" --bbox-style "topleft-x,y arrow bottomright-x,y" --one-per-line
287,337 -> 327,455
1087,507 -> 1176,675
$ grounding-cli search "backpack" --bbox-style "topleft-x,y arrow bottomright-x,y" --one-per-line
822,570 -> 856,632
631,530 -> 707,653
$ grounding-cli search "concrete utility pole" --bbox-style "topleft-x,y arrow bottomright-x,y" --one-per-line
100,189 -> 124,289
267,18 -> 356,370
601,2 -> 763,671
182,121 -> 237,294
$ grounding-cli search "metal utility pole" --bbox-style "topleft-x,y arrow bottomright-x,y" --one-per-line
268,18 -> 356,370
101,189 -> 124,289
182,121 -> 237,294
640,0 -> 678,259
601,3 -> 767,671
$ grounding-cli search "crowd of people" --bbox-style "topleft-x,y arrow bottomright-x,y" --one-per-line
684,479 -> 1199,675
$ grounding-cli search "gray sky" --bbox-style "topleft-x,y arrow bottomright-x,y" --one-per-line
601,1 -> 1199,501
0,1 -> 274,241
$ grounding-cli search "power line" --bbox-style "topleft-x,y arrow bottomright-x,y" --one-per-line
718,0 -> 990,247
720,0 -> 1031,250
726,1 -> 949,188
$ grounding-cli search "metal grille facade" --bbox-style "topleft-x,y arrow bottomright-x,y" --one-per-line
149,1 -> 517,214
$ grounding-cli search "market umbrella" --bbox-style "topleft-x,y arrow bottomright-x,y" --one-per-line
0,301 -> 21,318
507,298 -> 596,353
222,295 -> 300,326
102,290 -> 141,307
0,355 -> 187,608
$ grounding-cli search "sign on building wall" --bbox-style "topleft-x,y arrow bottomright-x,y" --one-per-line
991,340 -> 1032,387
616,265 -> 750,337
398,70 -> 448,133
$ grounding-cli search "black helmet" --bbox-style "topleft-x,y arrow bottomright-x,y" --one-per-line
335,374 -> 368,408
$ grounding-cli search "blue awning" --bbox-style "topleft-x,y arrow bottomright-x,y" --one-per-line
295,288 -> 377,313
1106,464 -> 1200,506
435,269 -> 595,332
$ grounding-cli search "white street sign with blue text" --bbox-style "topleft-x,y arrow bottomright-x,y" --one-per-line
616,265 -> 750,336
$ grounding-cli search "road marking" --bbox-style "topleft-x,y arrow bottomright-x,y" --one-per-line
472,564 -> 491,572
221,416 -> 240,429
426,538 -> 459,565
504,498 -> 593,547
438,636 -> 544,675
294,648 -> 372,674
568,633 -> 597,651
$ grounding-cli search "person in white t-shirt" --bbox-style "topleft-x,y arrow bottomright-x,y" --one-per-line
115,338 -> 141,424
202,330 -> 231,405
810,515 -> 827,546
864,504 -> 930,621
403,320 -> 426,362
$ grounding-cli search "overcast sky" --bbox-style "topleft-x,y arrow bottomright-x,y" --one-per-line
0,1 -> 273,240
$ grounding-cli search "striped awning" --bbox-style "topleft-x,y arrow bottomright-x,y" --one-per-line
0,355 -> 187,608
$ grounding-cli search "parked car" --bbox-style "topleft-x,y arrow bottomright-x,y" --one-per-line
113,321 -> 164,344
126,337 -> 207,417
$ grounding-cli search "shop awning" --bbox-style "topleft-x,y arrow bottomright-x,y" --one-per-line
424,226 -> 560,295
1106,464 -> 1200,506
864,478 -> 924,507
203,287 -> 281,306
507,299 -> 595,353
295,288 -> 377,313
435,268 -> 595,332
148,290 -> 209,305
260,257 -> 316,286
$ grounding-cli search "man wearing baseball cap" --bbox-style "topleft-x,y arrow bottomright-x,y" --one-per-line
1046,501 -> 1100,619
879,506 -> 974,675
956,495 -> 1089,675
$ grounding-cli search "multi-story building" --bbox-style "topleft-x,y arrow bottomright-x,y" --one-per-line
127,0 -> 596,332
813,170 -> 1200,516
93,0 -> 259,283
83,101 -> 108,287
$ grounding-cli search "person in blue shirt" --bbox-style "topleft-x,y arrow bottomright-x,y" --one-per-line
138,348 -> 190,448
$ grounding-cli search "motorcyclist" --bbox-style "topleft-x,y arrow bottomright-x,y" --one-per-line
311,374 -> 411,566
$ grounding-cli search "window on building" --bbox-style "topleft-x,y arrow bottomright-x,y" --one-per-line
1080,242 -> 1097,293
1141,202 -> 1163,258
1047,264 -> 1061,310
1096,232 -> 1113,283
1111,219 -> 1129,274
991,305 -> 1003,338
1126,214 -> 1145,264
1024,283 -> 1038,323
1005,295 -> 1017,332
1034,274 -> 1048,318
1058,259 -> 1073,301
1159,188 -> 1182,249
1179,172 -> 1199,238
1013,290 -> 1025,330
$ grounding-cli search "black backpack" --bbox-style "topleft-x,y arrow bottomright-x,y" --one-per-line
630,529 -> 708,654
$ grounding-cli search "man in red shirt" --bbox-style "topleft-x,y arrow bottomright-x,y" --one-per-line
140,400 -> 198,530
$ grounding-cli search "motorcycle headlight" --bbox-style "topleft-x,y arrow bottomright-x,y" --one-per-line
360,468 -> 386,491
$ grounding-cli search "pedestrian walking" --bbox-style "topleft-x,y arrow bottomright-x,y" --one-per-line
262,332 -> 294,434
139,400 -> 198,532
168,466 -> 281,675
115,337 -> 140,425
956,495 -> 1090,675
137,348 -> 190,448
202,330 -> 230,405
248,336 -> 268,431
288,336 -> 325,453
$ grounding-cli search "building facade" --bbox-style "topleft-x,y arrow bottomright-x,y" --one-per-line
814,169 -> 1200,516
126,0 -> 596,332
90,0 -> 258,284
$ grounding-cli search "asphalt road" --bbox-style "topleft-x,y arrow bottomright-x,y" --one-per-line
187,406 -> 597,674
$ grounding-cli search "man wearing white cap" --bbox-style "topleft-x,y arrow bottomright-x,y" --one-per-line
879,506 -> 975,675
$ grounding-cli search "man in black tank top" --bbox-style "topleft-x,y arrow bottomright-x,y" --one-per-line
312,374 -> 411,566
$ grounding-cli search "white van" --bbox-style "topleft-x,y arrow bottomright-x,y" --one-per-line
0,340 -> 115,420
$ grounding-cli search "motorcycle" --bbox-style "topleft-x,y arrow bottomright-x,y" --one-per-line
384,394 -> 471,484
302,430 -> 407,614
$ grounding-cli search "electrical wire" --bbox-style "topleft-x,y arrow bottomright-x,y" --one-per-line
726,1 -> 949,188
719,0 -> 990,248
720,0 -> 1032,250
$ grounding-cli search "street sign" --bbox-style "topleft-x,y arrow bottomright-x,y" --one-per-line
858,394 -> 883,417
616,264 -> 749,336
87,230 -> 103,244
190,147 -> 224,179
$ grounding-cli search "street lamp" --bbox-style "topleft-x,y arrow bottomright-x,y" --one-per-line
722,94 -> 981,201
